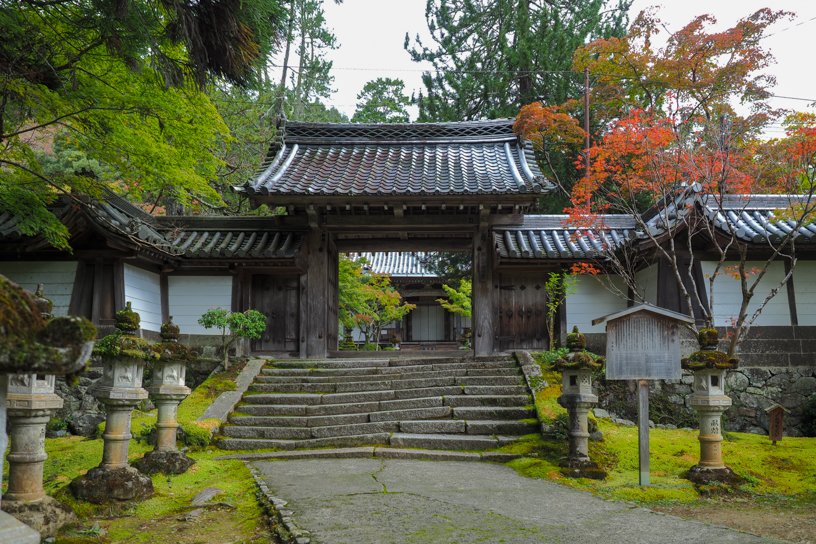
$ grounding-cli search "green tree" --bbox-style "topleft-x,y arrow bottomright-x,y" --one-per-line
352,78 -> 411,123
0,0 -> 285,247
437,279 -> 472,317
544,271 -> 578,351
405,0 -> 631,122
198,308 -> 267,368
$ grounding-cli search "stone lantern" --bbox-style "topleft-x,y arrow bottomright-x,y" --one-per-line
0,275 -> 96,542
134,317 -> 195,475
70,302 -> 155,503
681,329 -> 739,480
554,326 -> 606,479
4,285 -> 78,536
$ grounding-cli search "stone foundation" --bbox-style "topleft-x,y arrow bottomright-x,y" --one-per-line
1,496 -> 77,537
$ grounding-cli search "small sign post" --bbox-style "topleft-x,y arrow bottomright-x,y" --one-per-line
593,304 -> 695,487
766,404 -> 790,446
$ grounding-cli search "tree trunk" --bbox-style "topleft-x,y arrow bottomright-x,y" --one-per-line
294,0 -> 307,120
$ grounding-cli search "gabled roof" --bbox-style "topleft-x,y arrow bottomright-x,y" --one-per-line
591,303 -> 696,326
643,189 -> 816,244
240,119 -> 551,197
494,215 -> 636,259
349,252 -> 433,277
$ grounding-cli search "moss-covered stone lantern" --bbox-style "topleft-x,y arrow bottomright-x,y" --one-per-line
554,326 -> 606,479
4,284 -> 79,537
70,302 -> 155,504
0,276 -> 96,542
681,329 -> 739,479
134,317 -> 195,475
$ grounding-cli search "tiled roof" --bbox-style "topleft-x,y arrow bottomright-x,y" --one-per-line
349,252 -> 433,277
166,229 -> 302,258
494,215 -> 636,259
645,190 -> 816,244
242,119 -> 551,197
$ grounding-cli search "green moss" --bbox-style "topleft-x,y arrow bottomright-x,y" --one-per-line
698,328 -> 719,348
180,422 -> 211,447
114,301 -> 140,333
360,343 -> 378,351
339,341 -> 357,350
682,350 -> 739,370
93,333 -> 157,361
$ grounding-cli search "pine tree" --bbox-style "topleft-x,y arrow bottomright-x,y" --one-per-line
352,78 -> 411,123
405,0 -> 631,121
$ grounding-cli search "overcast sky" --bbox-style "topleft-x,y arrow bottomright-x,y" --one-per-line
294,1 -> 816,129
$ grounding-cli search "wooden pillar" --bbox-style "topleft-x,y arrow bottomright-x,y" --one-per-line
472,229 -> 495,356
113,260 -> 125,313
91,258 -> 104,325
160,272 -> 170,323
305,229 -> 328,358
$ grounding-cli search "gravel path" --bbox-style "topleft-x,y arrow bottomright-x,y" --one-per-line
252,458 -> 781,544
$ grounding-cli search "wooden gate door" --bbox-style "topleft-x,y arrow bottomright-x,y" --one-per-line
496,274 -> 547,351
251,274 -> 300,352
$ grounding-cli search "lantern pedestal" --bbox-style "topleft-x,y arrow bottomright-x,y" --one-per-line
681,329 -> 740,483
688,368 -> 731,471
70,357 -> 153,503
134,360 -> 194,475
3,374 -> 77,536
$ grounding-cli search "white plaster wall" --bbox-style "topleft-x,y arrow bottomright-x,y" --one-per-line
168,276 -> 232,335
700,261 -> 790,327
793,261 -> 816,326
0,261 -> 77,316
123,264 -> 162,332
566,274 -> 628,333
635,264 -> 658,306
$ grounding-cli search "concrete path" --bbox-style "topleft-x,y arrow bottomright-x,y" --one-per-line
252,458 -> 779,544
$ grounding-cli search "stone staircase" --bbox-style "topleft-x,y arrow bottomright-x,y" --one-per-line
215,355 -> 538,451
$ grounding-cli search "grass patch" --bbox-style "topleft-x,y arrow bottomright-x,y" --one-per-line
509,351 -> 816,507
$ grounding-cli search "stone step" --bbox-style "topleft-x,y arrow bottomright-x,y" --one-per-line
464,420 -> 538,435
256,367 -> 522,382
451,406 -> 536,420
388,433 -> 519,451
443,395 -> 532,407
396,419 -> 537,435
368,406 -> 452,422
214,433 -> 392,451
229,413 -> 370,428
462,386 -> 528,396
221,421 -> 401,440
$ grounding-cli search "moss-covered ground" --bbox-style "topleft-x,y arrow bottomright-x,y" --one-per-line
2,359 -> 280,543
499,353 -> 816,543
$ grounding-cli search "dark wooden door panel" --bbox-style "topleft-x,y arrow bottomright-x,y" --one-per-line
251,274 -> 300,352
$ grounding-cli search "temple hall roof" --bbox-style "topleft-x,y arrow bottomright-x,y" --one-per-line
240,119 -> 551,198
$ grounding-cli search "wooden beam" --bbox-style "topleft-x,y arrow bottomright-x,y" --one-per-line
74,250 -> 137,259
334,238 -> 472,253
326,215 -> 476,229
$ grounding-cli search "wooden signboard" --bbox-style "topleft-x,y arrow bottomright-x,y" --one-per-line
767,404 -> 789,445
593,304 -> 695,487
597,307 -> 691,381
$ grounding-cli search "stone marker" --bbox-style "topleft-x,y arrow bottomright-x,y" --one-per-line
0,276 -> 96,541
554,327 -> 606,480
766,404 -> 789,445
70,302 -> 154,503
593,304 -> 695,487
134,317 -> 195,475
681,329 -> 739,483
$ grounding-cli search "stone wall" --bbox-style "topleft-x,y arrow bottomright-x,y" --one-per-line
585,326 -> 816,437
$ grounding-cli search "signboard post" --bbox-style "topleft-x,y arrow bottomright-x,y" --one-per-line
593,304 -> 695,487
